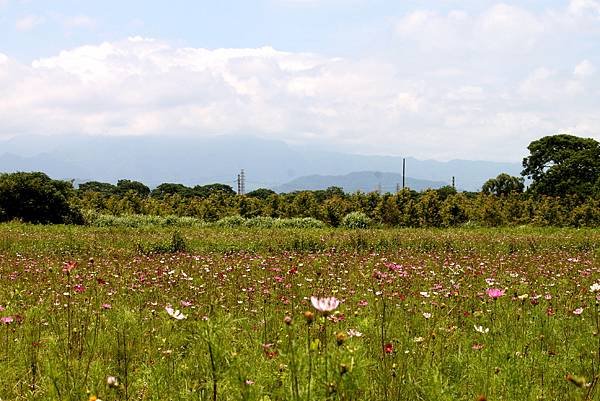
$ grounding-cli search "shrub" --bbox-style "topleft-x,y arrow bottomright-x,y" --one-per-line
244,216 -> 276,228
273,217 -> 327,229
215,215 -> 246,228
341,211 -> 372,229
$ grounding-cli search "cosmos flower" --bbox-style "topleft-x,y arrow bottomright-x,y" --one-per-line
486,288 -> 505,299
0,316 -> 13,325
474,325 -> 489,334
590,283 -> 600,293
165,305 -> 187,320
573,307 -> 584,315
310,296 -> 340,315
62,261 -> 77,275
107,375 -> 119,388
347,329 -> 363,337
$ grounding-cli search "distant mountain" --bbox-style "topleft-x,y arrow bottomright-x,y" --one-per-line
0,135 -> 522,191
274,171 -> 447,193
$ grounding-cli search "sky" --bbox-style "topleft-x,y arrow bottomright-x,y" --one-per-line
1,0 -> 599,162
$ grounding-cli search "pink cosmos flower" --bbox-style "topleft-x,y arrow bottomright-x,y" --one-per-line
0,316 -> 13,324
101,303 -> 112,310
62,261 -> 77,275
573,307 -> 584,315
384,343 -> 394,354
486,288 -> 505,299
310,296 -> 340,315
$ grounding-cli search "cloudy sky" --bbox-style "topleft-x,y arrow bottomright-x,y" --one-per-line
1,0 -> 599,162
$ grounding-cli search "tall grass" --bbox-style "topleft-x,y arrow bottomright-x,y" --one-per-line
0,223 -> 599,399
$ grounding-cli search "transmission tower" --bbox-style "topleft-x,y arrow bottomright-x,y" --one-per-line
240,169 -> 245,195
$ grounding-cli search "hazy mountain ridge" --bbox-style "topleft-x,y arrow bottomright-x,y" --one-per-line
274,171 -> 448,193
0,135 -> 522,191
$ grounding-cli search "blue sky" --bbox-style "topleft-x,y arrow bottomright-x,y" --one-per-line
1,0 -> 599,161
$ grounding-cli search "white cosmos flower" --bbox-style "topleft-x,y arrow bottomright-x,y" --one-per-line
165,305 -> 187,320
347,329 -> 363,337
474,325 -> 489,334
590,283 -> 600,293
310,296 -> 340,315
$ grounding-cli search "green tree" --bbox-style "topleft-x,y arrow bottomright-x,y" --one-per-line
321,196 -> 351,227
482,173 -> 524,196
0,172 -> 83,224
416,189 -> 442,227
522,134 -> 600,197
440,193 -> 469,227
116,179 -> 150,197
78,181 -> 116,196
151,183 -> 192,198
193,183 -> 236,198
246,188 -> 277,200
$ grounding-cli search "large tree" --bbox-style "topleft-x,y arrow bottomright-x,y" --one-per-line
482,173 -> 524,196
522,134 -> 600,197
0,172 -> 83,224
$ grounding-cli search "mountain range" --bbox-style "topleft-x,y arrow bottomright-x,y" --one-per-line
0,135 -> 523,192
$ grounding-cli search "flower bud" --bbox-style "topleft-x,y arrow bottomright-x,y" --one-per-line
303,311 -> 314,324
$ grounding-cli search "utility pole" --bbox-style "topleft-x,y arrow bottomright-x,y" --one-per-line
237,173 -> 241,195
402,158 -> 406,189
452,176 -> 455,189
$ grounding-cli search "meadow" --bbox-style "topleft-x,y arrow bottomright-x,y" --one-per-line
0,223 -> 599,400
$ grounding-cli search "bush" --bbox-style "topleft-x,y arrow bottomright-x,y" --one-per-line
85,212 -> 206,228
244,216 -> 276,228
273,217 -> 326,229
215,215 -> 246,228
341,212 -> 372,229
137,231 -> 188,254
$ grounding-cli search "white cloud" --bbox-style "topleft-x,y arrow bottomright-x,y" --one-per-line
2,2 -> 600,161
15,14 -> 45,31
62,15 -> 97,29
574,59 -> 595,77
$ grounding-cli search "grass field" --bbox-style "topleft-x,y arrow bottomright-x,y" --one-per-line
0,223 -> 599,400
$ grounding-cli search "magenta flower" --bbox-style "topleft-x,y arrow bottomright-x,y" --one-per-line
0,316 -> 13,325
310,296 -> 340,315
486,288 -> 505,299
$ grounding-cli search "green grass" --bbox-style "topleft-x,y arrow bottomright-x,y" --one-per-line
0,223 -> 599,400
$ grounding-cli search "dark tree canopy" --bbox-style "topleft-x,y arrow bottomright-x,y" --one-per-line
0,172 -> 83,224
246,188 -> 277,200
116,179 -> 151,197
151,183 -> 193,198
193,183 -> 236,198
482,173 -> 524,196
522,134 -> 600,197
78,181 -> 116,195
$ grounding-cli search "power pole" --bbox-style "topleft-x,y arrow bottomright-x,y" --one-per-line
402,158 -> 406,189
237,174 -> 241,195
452,176 -> 455,189
396,183 -> 400,193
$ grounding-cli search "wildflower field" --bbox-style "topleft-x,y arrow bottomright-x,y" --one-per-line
0,224 -> 600,400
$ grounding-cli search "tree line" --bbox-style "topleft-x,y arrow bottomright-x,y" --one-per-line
1,134 -> 599,227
